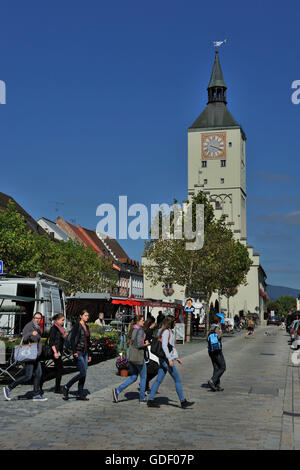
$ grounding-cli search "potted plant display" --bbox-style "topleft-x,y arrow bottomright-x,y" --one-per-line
116,355 -> 130,377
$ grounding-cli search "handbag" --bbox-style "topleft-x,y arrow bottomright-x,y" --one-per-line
14,342 -> 38,363
150,331 -> 173,360
128,330 -> 144,365
150,337 -> 166,359
43,337 -> 53,360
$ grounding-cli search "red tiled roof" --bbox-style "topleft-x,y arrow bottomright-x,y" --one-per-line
57,218 -> 140,267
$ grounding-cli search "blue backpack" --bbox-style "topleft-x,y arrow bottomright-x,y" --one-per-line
208,332 -> 222,352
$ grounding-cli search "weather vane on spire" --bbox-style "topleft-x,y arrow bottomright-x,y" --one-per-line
213,39 -> 227,48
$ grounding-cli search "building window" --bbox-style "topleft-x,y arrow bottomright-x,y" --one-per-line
202,161 -> 207,168
221,160 -> 226,167
220,178 -> 224,184
216,200 -> 221,209
204,179 -> 207,184
229,142 -> 232,147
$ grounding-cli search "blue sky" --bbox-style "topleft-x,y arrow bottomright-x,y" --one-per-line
0,0 -> 299,288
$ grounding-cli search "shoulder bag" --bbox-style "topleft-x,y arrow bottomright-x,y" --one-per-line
14,340 -> 38,363
128,329 -> 144,365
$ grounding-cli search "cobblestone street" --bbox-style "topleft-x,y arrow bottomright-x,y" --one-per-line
1,326 -> 299,450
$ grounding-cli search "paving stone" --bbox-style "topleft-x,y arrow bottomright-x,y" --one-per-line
0,327 -> 298,450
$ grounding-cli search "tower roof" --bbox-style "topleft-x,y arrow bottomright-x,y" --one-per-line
189,51 -> 245,137
189,102 -> 239,129
208,51 -> 227,89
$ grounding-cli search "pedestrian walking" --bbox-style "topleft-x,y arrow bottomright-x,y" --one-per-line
147,315 -> 194,409
234,314 -> 240,331
245,317 -> 255,338
156,311 -> 164,328
143,316 -> 159,394
112,315 -> 149,404
3,312 -> 47,401
47,314 -> 68,394
62,309 -> 92,401
207,317 -> 226,392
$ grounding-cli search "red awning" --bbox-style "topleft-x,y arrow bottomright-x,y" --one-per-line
111,298 -> 184,310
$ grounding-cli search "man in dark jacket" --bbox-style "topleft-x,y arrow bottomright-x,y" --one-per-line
3,312 -> 47,401
207,317 -> 226,392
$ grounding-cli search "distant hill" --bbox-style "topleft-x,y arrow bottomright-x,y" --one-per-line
267,285 -> 300,301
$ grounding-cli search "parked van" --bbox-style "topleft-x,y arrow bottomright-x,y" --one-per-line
0,272 -> 68,336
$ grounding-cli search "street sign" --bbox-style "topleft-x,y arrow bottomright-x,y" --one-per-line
0,260 -> 3,275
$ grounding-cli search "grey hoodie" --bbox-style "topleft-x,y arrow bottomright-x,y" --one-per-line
22,321 -> 42,357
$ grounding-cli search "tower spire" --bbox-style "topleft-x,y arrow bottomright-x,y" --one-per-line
207,50 -> 227,104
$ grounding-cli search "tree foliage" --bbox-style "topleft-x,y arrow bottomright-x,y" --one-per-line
143,192 -> 252,327
267,295 -> 297,317
0,201 -> 117,295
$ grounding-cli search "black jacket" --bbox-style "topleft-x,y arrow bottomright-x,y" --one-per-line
70,322 -> 92,356
49,324 -> 65,355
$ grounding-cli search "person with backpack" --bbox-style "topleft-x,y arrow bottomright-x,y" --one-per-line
3,312 -> 47,401
142,316 -> 159,394
207,317 -> 226,392
62,309 -> 92,401
112,315 -> 149,404
147,315 -> 194,409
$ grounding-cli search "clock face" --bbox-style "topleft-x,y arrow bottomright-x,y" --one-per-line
202,133 -> 226,159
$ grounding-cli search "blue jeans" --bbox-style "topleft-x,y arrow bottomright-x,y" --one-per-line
9,359 -> 42,396
65,351 -> 88,395
116,360 -> 147,401
149,359 -> 185,403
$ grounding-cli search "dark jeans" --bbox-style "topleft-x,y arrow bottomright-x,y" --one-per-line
9,359 -> 42,395
209,351 -> 226,386
65,351 -> 88,395
41,356 -> 64,391
54,357 -> 64,390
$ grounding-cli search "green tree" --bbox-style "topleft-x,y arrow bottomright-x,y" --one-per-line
274,295 -> 296,316
143,192 -> 252,334
0,200 -> 41,275
266,301 -> 279,315
0,201 -> 118,295
34,234 -> 118,296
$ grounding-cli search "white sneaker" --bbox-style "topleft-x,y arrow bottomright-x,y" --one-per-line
3,386 -> 11,401
32,394 -> 48,401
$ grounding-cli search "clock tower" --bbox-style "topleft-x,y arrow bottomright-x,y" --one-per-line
187,51 -> 268,321
188,50 -> 247,241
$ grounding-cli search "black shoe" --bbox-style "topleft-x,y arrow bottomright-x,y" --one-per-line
54,388 -> 63,394
208,380 -> 217,392
215,385 -> 224,392
147,400 -> 160,408
76,395 -> 89,401
62,385 -> 69,400
181,399 -> 195,409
